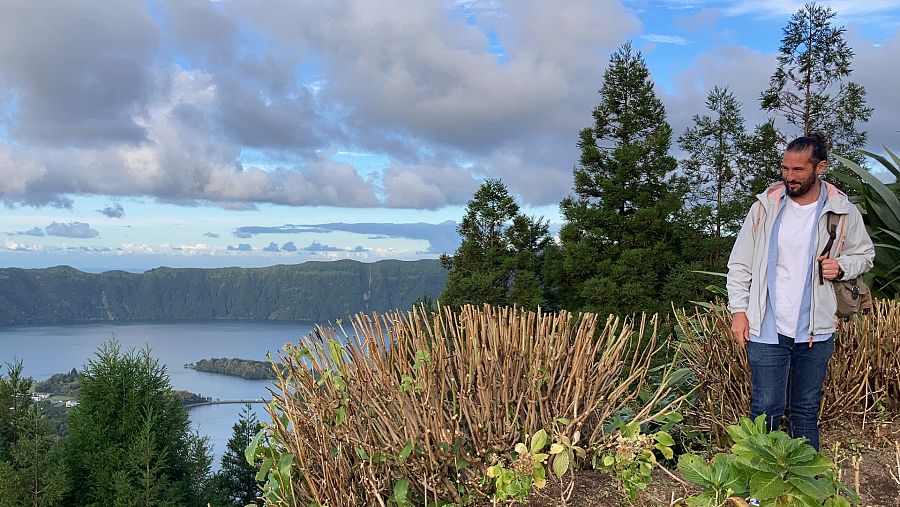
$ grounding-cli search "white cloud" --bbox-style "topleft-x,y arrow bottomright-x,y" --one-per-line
642,34 -> 688,45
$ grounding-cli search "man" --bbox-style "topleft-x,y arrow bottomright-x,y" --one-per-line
726,133 -> 874,450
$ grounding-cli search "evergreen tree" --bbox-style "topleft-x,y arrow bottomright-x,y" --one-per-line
0,360 -> 32,462
186,430 -> 215,507
439,179 -> 550,309
678,86 -> 748,240
215,404 -> 261,506
553,42 -> 686,316
65,340 -> 213,506
739,120 -> 784,197
0,363 -> 68,506
760,3 -> 872,163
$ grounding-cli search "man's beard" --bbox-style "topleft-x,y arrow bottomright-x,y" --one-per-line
784,173 -> 818,197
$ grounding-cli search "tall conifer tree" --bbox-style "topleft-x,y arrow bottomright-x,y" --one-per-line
678,86 -> 748,241
65,340 -> 212,506
553,42 -> 684,316
760,3 -> 872,164
215,404 -> 261,506
440,179 -> 550,309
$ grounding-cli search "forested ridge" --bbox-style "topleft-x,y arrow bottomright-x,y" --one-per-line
0,259 -> 446,326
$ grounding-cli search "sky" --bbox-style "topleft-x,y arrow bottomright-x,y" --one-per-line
1,0 -> 898,273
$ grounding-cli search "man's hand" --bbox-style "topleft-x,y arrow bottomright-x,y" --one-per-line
731,312 -> 749,348
818,256 -> 842,280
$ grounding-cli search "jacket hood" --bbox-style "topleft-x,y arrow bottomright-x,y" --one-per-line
756,180 -> 851,213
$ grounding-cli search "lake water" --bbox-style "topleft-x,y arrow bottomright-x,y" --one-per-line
0,320 -> 318,469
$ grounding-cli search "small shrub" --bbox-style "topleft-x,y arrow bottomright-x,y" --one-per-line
486,430 -> 550,502
595,421 -> 674,501
678,415 -> 859,506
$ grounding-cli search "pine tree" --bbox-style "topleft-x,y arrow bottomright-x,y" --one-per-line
0,360 -> 33,462
554,42 -> 685,316
439,179 -> 550,309
0,406 -> 68,506
0,363 -> 68,506
760,3 -> 872,163
65,340 -> 212,506
679,86 -> 748,240
215,404 -> 261,506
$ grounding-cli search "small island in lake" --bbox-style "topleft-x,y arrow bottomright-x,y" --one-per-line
185,357 -> 277,380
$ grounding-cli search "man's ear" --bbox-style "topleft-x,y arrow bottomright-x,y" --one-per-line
815,160 -> 827,176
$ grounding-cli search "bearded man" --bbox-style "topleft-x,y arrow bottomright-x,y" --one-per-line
726,132 -> 874,449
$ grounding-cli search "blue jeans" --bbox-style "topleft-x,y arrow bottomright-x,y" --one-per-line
747,334 -> 833,450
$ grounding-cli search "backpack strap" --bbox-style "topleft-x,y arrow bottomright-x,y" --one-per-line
818,212 -> 839,285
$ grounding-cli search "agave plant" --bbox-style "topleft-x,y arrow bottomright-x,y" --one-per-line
832,148 -> 900,298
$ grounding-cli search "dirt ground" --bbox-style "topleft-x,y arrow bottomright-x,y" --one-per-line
517,419 -> 900,507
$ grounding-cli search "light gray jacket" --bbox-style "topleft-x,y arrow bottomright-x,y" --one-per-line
726,181 -> 875,338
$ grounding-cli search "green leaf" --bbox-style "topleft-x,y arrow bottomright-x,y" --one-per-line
824,496 -> 852,507
678,454 -> 715,488
531,429 -> 548,454
787,476 -> 835,501
245,429 -> 264,465
256,457 -> 273,482
603,455 -> 615,467
334,405 -> 346,426
392,479 -> 410,504
277,453 -> 294,479
749,471 -> 786,501
654,431 -> 675,446
622,421 -> 640,438
655,443 -> 674,460
398,439 -> 414,463
790,454 -> 834,477
552,452 -> 570,478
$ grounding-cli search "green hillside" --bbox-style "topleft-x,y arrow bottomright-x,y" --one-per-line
0,259 -> 446,326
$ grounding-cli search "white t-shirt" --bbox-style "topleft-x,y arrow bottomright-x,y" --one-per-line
775,197 -> 818,338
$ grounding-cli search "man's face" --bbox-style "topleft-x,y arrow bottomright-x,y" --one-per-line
781,148 -> 823,198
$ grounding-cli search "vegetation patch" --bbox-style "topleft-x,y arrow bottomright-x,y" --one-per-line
250,304 -> 688,506
186,357 -> 280,380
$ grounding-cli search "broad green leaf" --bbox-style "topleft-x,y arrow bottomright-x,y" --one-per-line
393,479 -> 409,503
256,457 -> 273,481
655,443 -> 674,460
750,471 -> 786,501
678,454 -> 715,488
787,443 -> 817,464
531,429 -> 548,454
277,453 -> 294,479
623,422 -> 640,438
789,454 -> 834,477
549,443 -> 565,455
655,431 -> 675,446
603,455 -> 615,467
334,405 -> 346,426
824,495 -> 852,507
552,452 -> 570,478
685,491 -> 722,507
787,476 -> 835,501
835,153 -> 900,231
245,429 -> 264,465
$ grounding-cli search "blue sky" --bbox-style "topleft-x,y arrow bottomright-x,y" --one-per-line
1,0 -> 898,272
